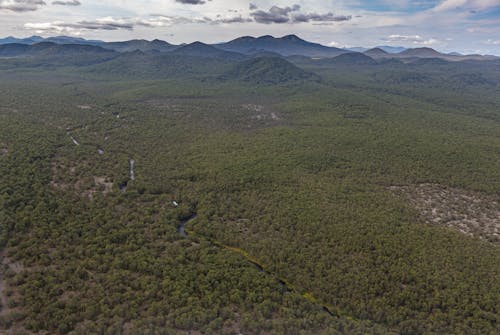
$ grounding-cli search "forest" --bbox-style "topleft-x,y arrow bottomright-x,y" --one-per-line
0,44 -> 499,335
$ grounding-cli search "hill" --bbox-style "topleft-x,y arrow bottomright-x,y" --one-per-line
169,42 -> 245,60
324,52 -> 377,65
222,56 -> 320,84
85,51 -> 234,79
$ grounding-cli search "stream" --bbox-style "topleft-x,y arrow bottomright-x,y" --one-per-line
129,159 -> 135,181
177,214 -> 196,237
176,214 -> 338,317
70,136 -> 80,146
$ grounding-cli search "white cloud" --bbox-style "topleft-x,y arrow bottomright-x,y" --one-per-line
484,39 -> 500,44
383,34 -> 441,45
433,0 -> 500,12
0,0 -> 46,12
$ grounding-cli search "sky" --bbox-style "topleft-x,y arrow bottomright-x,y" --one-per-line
0,0 -> 499,55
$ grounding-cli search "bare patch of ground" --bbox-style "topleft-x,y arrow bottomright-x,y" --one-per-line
242,104 -> 281,121
389,184 -> 499,244
77,105 -> 92,110
0,145 -> 7,156
51,160 -> 113,199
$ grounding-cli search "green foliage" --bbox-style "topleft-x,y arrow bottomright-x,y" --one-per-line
0,54 -> 498,334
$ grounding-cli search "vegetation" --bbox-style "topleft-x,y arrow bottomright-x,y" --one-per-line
0,47 -> 499,334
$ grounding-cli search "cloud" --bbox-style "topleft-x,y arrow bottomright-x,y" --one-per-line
432,0 -> 500,12
250,4 -> 301,24
292,13 -> 352,23
52,0 -> 80,5
148,14 -> 251,25
215,15 -> 252,24
250,4 -> 351,24
249,3 -> 257,10
383,34 -> 440,45
175,0 -> 209,4
0,0 -> 46,12
484,39 -> 500,45
24,13 -> 253,34
25,17 -> 135,34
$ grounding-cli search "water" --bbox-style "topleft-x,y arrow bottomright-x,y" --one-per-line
129,159 -> 135,181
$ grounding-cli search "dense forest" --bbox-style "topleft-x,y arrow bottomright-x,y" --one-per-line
0,43 -> 499,335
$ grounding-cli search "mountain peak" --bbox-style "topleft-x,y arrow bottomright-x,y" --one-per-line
400,47 -> 442,57
364,48 -> 389,57
282,34 -> 302,41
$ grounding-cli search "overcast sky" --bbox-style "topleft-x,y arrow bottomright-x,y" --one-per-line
1,0 -> 499,54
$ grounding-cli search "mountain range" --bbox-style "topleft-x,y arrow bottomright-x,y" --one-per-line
0,34 -> 497,61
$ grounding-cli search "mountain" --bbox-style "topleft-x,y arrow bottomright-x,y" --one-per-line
347,47 -> 368,53
0,36 -> 44,45
0,42 -> 113,57
377,45 -> 407,54
169,42 -> 245,60
222,56 -> 320,84
398,47 -> 445,58
101,39 -> 177,52
86,51 -> 234,79
217,34 -> 347,58
45,36 -> 104,45
319,52 -> 377,65
0,42 -> 117,66
0,35 -> 103,46
364,48 -> 389,58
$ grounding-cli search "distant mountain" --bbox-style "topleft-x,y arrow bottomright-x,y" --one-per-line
169,42 -> 245,60
377,46 -> 407,54
86,51 -> 233,79
398,47 -> 444,58
217,34 -> 347,58
0,36 -> 496,62
0,42 -> 116,66
45,36 -> 104,45
349,46 -> 407,53
101,39 -> 177,53
222,56 -> 320,84
0,42 -> 114,57
347,47 -> 368,53
0,36 -> 44,45
364,48 -> 389,58
319,52 -> 377,65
